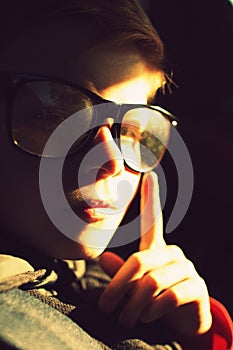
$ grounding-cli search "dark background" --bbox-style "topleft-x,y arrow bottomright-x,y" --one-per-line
139,0 -> 233,316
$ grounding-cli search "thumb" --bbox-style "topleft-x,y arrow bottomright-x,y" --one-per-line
99,251 -> 124,277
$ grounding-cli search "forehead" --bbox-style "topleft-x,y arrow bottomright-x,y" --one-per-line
0,16 -> 162,99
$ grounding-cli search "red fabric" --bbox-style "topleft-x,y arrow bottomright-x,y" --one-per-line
181,298 -> 233,350
210,298 -> 233,350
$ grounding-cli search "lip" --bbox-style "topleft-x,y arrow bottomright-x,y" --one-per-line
70,198 -> 118,223
74,199 -> 117,210
85,199 -> 116,209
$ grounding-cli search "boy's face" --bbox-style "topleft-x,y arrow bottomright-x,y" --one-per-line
0,18 -> 162,259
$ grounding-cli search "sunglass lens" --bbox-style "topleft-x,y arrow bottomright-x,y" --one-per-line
120,108 -> 171,172
11,81 -> 94,156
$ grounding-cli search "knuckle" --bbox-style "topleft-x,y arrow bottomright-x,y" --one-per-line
143,272 -> 159,294
185,259 -> 196,275
192,276 -> 208,298
129,252 -> 143,272
198,277 -> 208,293
169,245 -> 185,259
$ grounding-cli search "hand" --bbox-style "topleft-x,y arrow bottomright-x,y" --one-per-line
98,172 -> 212,336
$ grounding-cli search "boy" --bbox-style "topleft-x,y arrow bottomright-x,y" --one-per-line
0,1 -> 232,349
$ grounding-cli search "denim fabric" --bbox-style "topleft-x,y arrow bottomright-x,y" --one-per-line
0,257 -> 183,350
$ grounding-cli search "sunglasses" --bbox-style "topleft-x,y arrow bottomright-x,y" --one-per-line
2,73 -> 178,173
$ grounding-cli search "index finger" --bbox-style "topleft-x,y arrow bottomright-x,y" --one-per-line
139,171 -> 166,250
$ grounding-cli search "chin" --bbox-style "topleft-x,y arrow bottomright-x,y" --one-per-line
40,218 -> 119,260
47,238 -> 106,260
78,244 -> 106,260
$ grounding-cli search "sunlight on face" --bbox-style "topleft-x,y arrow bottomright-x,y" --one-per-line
0,26 -> 164,259
73,69 -> 164,259
100,68 -> 164,104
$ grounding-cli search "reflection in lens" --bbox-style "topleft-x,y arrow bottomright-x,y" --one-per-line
120,125 -> 142,170
12,81 -> 94,156
120,108 -> 170,171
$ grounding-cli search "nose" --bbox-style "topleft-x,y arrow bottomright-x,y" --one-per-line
63,120 -> 125,191
92,123 -> 124,180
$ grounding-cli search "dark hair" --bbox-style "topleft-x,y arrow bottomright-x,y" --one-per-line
0,0 -> 165,73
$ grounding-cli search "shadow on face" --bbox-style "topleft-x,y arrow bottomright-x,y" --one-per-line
0,13 -> 161,260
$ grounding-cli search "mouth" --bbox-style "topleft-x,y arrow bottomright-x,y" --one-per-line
70,199 -> 119,224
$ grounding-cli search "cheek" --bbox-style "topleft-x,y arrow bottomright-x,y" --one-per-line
0,94 -> 48,242
0,149 -> 84,259
0,115 -> 49,243
0,139 -> 40,197
0,148 -> 42,226
0,106 -> 31,211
